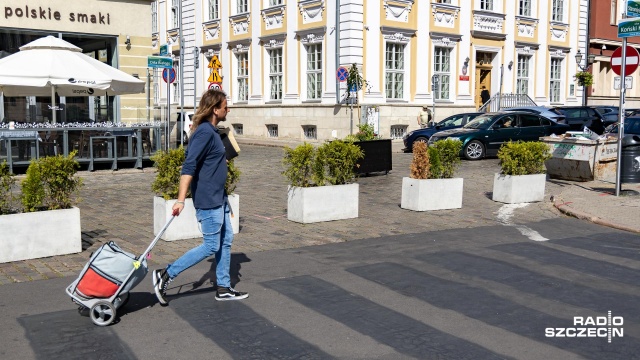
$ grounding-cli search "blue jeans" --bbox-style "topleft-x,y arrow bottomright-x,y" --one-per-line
166,201 -> 233,288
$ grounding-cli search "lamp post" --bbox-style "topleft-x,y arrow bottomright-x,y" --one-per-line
575,49 -> 596,106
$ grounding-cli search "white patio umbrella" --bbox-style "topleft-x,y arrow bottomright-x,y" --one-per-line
0,35 -> 145,123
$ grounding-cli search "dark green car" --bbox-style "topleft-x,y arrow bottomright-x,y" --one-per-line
428,111 -> 570,160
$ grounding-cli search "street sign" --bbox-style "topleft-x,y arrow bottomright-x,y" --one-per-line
208,69 -> 222,82
618,17 -> 640,38
208,55 -> 222,69
336,66 -> 348,82
162,68 -> 176,83
614,76 -> 634,90
208,82 -> 222,90
628,0 -> 640,17
148,56 -> 172,69
159,44 -> 169,56
611,46 -> 640,75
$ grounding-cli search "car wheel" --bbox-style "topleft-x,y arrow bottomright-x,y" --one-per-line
414,136 -> 429,145
464,140 -> 485,160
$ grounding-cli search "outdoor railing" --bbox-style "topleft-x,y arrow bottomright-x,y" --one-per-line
479,93 -> 537,112
0,124 -> 163,172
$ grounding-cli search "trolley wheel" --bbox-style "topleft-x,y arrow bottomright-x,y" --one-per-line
90,301 -> 116,326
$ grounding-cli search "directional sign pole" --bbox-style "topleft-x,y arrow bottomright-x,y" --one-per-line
616,38 -> 628,197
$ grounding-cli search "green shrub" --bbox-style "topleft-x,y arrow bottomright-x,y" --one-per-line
225,159 -> 241,195
315,140 -> 364,185
345,123 -> 379,142
409,139 -> 462,179
0,161 -> 16,214
151,147 -> 187,200
21,152 -> 83,212
430,138 -> 462,178
497,141 -> 551,176
282,140 -> 364,187
282,143 -> 316,187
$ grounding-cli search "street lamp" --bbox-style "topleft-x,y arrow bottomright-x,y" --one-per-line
575,50 -> 596,106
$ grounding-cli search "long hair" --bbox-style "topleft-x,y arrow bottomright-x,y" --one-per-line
190,89 -> 227,134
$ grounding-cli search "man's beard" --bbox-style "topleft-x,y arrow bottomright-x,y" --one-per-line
217,115 -> 227,122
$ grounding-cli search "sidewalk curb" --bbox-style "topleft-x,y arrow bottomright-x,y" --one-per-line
553,200 -> 640,234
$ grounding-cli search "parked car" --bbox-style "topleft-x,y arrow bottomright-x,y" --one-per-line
604,117 -> 640,136
594,106 -> 619,126
625,108 -> 640,117
402,112 -> 482,152
428,111 -> 571,160
170,111 -> 194,146
551,106 -> 605,134
504,106 -> 566,123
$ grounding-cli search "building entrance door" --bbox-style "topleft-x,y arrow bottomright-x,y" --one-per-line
475,68 -> 491,109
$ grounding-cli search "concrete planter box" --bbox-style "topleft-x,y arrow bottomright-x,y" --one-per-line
0,207 -> 82,263
401,177 -> 463,211
154,196 -> 239,241
227,194 -> 240,234
492,173 -> 547,204
287,183 -> 359,223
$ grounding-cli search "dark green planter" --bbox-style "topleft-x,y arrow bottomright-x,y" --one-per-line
353,139 -> 392,175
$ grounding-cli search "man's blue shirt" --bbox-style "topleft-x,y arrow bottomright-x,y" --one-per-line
181,122 -> 227,209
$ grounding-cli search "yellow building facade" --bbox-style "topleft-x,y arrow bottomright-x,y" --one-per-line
153,0 -> 588,141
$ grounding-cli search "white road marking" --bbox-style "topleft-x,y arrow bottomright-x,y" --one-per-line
497,204 -> 549,242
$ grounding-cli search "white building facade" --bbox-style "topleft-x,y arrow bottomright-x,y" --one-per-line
152,0 -> 589,141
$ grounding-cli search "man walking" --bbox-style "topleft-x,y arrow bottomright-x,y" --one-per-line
153,89 -> 248,305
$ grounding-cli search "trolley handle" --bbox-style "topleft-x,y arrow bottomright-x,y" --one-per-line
138,214 -> 177,261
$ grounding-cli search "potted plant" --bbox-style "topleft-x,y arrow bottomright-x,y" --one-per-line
492,141 -> 551,204
574,71 -> 594,87
1,153 -> 84,263
345,123 -> 393,175
152,147 -> 241,240
282,140 -> 363,223
401,139 -> 464,211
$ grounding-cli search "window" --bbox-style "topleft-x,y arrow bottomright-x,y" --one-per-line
552,0 -> 564,22
303,125 -> 317,140
433,47 -> 451,100
237,53 -> 249,102
269,0 -> 283,5
306,44 -> 322,99
267,124 -> 278,137
436,0 -> 451,3
269,48 -> 283,100
209,0 -> 219,20
610,0 -> 617,25
390,125 -> 408,139
171,0 -> 179,29
480,0 -> 493,11
519,0 -> 531,17
519,114 -> 541,127
550,58 -> 562,103
237,0 -> 248,14
516,55 -> 530,95
151,1 -> 158,33
233,123 -> 243,135
385,43 -> 405,99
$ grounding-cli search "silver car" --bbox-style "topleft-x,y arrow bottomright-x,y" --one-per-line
504,106 -> 566,123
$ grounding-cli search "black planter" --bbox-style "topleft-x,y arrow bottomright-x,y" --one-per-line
353,139 -> 392,175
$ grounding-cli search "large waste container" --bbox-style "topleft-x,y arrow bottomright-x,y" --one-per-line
541,136 -> 618,182
621,134 -> 640,183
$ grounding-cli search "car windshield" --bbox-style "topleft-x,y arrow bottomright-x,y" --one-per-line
607,119 -> 640,134
463,115 -> 494,129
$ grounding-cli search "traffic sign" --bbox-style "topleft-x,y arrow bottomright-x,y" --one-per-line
628,0 -> 640,18
208,55 -> 222,69
611,46 -> 640,76
208,69 -> 222,82
618,17 -> 640,38
159,44 -> 169,56
148,56 -> 172,69
162,68 -> 176,83
614,76 -> 634,90
208,82 -> 222,90
336,66 -> 348,82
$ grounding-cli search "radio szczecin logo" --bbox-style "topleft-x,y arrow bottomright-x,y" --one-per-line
545,311 -> 623,343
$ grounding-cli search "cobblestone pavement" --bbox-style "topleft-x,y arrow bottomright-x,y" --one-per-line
0,143 -> 578,284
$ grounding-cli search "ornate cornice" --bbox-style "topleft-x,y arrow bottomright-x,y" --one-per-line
383,0 -> 414,23
230,13 -> 251,35
431,3 -> 459,28
203,20 -> 221,41
262,5 -> 285,30
298,0 -> 324,24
